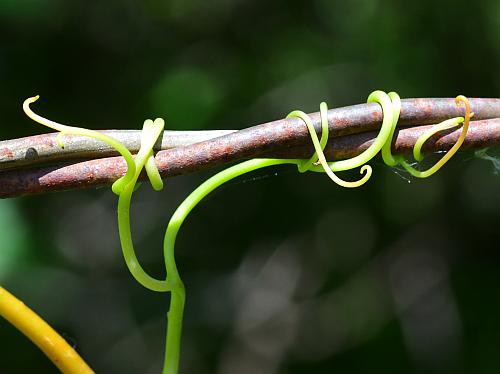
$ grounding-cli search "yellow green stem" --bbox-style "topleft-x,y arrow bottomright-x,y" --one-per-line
0,286 -> 94,374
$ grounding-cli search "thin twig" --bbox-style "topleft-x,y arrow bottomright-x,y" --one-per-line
0,118 -> 499,198
2,98 -> 500,170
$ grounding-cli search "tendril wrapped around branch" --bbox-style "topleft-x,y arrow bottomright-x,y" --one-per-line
287,102 -> 371,187
9,90 -> 471,374
391,95 -> 472,177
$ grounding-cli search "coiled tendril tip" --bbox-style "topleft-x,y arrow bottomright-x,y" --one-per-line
287,103 -> 372,188
394,94 -> 471,178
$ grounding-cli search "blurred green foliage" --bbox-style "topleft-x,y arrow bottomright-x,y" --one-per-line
0,199 -> 29,281
0,0 -> 499,373
150,66 -> 225,129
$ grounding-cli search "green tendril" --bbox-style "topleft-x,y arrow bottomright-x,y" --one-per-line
391,95 -> 472,178
287,103 -> 371,188
23,96 -> 137,194
294,102 -> 329,173
381,91 -> 402,166
24,90 -> 471,374
306,90 -> 395,175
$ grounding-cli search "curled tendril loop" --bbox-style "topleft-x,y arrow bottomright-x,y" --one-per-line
287,102 -> 372,188
23,96 -> 140,193
392,95 -> 472,178
380,91 -> 401,167
23,96 -> 170,289
303,90 -> 402,188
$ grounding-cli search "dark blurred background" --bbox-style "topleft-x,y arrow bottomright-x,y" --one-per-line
0,1 -> 499,373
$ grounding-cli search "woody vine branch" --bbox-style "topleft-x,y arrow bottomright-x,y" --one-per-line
0,98 -> 499,198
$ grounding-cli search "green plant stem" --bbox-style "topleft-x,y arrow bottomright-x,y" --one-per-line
23,91 -> 473,374
161,158 -> 295,373
156,92 -> 472,372
162,287 -> 185,374
116,119 -> 172,292
117,184 -> 171,292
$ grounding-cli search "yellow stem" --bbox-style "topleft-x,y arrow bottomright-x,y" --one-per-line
0,287 -> 94,374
